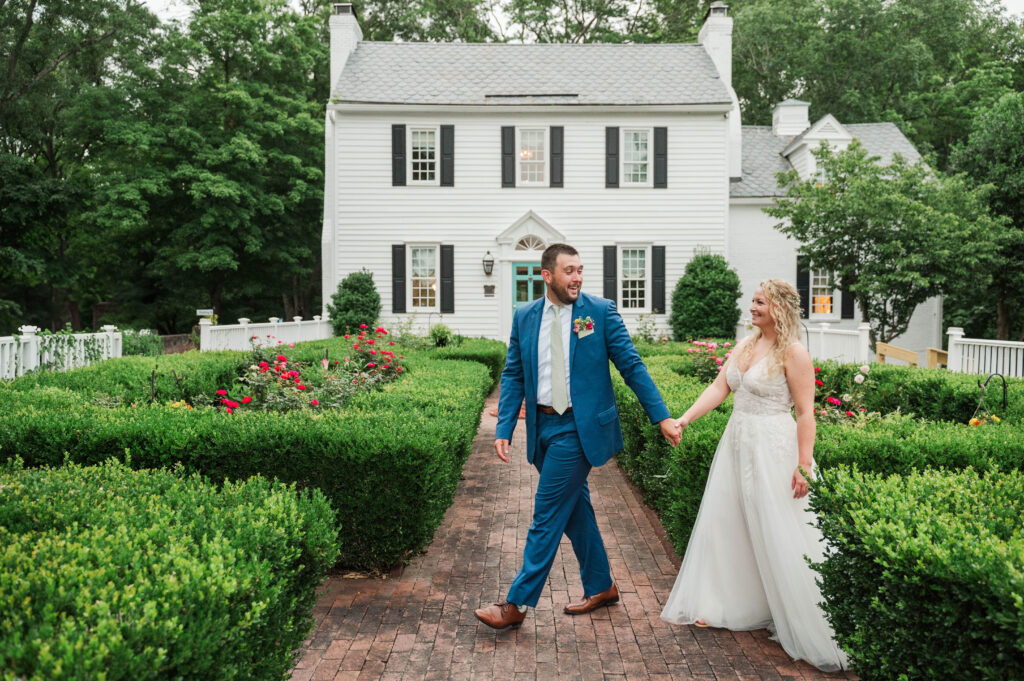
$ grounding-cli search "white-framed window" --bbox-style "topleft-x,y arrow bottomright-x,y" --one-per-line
408,126 -> 439,185
409,245 -> 439,310
621,128 -> 653,187
619,245 -> 650,311
517,127 -> 547,186
810,268 -> 838,318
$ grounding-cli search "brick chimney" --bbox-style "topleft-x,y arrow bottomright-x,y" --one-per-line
699,2 -> 741,178
773,99 -> 811,137
330,3 -> 362,95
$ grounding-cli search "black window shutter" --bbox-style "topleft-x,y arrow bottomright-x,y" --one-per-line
391,125 -> 406,186
440,245 -> 454,314
652,246 -> 666,313
603,245 -> 617,301
841,287 -> 855,319
796,255 -> 810,318
654,127 -> 667,188
440,125 -> 454,187
501,126 -> 515,187
605,127 -> 619,188
550,126 -> 564,187
392,245 -> 406,313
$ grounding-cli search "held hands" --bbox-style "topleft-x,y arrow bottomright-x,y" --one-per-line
659,418 -> 682,447
494,439 -> 510,463
791,463 -> 813,499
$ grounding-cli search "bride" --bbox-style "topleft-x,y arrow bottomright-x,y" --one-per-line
660,279 -> 849,672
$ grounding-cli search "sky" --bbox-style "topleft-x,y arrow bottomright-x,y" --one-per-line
144,0 -> 1024,23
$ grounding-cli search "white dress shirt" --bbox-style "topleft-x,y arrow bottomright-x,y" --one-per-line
537,297 -> 573,408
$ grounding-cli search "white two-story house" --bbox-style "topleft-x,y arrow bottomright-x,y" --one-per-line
322,2 -> 941,356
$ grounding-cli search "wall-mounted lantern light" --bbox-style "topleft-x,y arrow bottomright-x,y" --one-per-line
482,251 -> 495,275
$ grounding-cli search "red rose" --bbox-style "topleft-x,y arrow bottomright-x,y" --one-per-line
367,339 -> 375,345
389,341 -> 395,345
216,389 -> 228,396
845,411 -> 854,417
814,367 -> 821,372
241,396 -> 252,404
815,379 -> 824,387
297,384 -> 306,390
367,363 -> 376,368
227,408 -> 233,414
310,399 -> 319,406
586,323 -> 593,330
276,355 -> 287,362
359,324 -> 368,329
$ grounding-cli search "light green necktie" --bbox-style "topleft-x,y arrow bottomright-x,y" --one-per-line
550,305 -> 568,414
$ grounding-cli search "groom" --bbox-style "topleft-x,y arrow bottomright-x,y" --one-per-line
475,243 -> 681,630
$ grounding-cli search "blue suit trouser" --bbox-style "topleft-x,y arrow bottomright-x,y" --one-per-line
506,411 -> 613,607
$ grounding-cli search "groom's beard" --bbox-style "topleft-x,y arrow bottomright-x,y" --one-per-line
549,280 -> 580,306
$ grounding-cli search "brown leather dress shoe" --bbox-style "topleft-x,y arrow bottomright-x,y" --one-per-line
474,600 -> 527,630
563,583 -> 619,615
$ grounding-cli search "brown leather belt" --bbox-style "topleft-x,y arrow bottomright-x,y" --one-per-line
537,405 -> 572,415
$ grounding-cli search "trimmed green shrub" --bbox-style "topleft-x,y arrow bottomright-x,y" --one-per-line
327,269 -> 381,336
0,355 -> 491,570
121,329 -> 165,356
0,458 -> 337,681
435,337 -> 507,390
670,253 -> 742,339
811,467 -> 1024,680
6,351 -> 247,403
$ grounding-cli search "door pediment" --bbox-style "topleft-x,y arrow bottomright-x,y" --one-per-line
496,210 -> 566,250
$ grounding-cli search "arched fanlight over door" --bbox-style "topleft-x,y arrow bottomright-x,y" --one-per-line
515,235 -> 546,251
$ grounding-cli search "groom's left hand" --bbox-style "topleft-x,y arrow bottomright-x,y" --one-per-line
659,418 -> 682,447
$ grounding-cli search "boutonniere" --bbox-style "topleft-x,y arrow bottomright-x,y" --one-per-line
574,316 -> 595,339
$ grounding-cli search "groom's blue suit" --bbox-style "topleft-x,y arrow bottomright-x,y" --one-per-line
496,291 -> 671,606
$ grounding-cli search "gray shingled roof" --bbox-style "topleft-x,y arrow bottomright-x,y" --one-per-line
332,42 -> 732,106
731,122 -> 922,198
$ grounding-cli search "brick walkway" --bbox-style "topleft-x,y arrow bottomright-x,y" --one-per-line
291,390 -> 858,681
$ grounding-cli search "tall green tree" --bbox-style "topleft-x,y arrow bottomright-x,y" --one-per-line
351,0 -> 496,41
731,0 -> 1023,168
90,0 -> 328,331
766,141 -> 1006,345
948,91 -> 1024,341
0,0 -> 158,332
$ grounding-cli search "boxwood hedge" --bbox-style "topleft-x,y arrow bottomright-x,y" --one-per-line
811,467 -> 1024,680
0,459 -> 337,681
1,349 -> 494,571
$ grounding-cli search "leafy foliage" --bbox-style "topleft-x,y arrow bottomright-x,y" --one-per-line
767,140 -> 1006,345
327,269 -> 381,336
669,253 -> 742,340
811,467 -> 1024,680
948,91 -> 1024,341
0,458 -> 337,681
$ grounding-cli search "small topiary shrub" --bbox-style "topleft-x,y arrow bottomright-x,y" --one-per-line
327,269 -> 380,336
670,252 -> 742,339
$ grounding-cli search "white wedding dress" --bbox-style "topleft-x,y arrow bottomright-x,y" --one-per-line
660,352 -> 849,672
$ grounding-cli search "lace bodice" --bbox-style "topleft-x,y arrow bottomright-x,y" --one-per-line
726,355 -> 793,416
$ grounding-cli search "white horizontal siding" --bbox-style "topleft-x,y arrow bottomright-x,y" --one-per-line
329,110 -> 729,340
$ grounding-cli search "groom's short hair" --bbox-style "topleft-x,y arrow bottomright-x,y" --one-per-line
541,243 -> 579,273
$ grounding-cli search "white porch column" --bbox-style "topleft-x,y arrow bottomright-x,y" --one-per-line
857,323 -> 871,364
17,326 -> 40,375
946,327 -> 965,373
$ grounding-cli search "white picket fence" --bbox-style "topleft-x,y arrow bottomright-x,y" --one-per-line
199,315 -> 333,352
738,320 -> 872,364
0,325 -> 123,379
946,327 -> 1024,378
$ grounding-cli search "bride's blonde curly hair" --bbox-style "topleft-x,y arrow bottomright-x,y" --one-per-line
731,279 -> 803,376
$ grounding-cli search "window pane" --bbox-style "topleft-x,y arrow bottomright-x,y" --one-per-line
411,129 -> 436,182
533,280 -> 545,299
412,247 -> 437,308
519,129 -> 545,183
811,268 -> 832,314
624,131 -> 649,184
516,280 -> 529,302
621,248 -> 646,309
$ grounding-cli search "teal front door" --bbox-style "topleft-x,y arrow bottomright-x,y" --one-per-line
513,262 -> 545,312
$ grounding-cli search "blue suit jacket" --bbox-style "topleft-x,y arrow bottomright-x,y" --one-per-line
495,292 -> 671,467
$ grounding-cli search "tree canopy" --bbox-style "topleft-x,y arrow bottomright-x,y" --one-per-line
766,141 -> 1006,345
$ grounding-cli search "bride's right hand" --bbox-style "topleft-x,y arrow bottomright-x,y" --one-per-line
676,416 -> 689,430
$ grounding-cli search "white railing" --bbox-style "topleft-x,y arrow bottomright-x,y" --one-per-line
0,325 -> 123,379
199,315 -> 333,352
946,327 -> 1024,378
738,320 -> 871,364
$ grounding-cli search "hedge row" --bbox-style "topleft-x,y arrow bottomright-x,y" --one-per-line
0,459 -> 337,681
434,338 -> 507,390
811,467 -> 1024,680
1,354 -> 493,570
613,355 -> 1024,554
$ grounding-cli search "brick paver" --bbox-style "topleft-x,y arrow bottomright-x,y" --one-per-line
291,390 -> 858,681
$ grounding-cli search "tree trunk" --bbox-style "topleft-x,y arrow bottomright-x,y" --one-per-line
996,298 -> 1010,340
